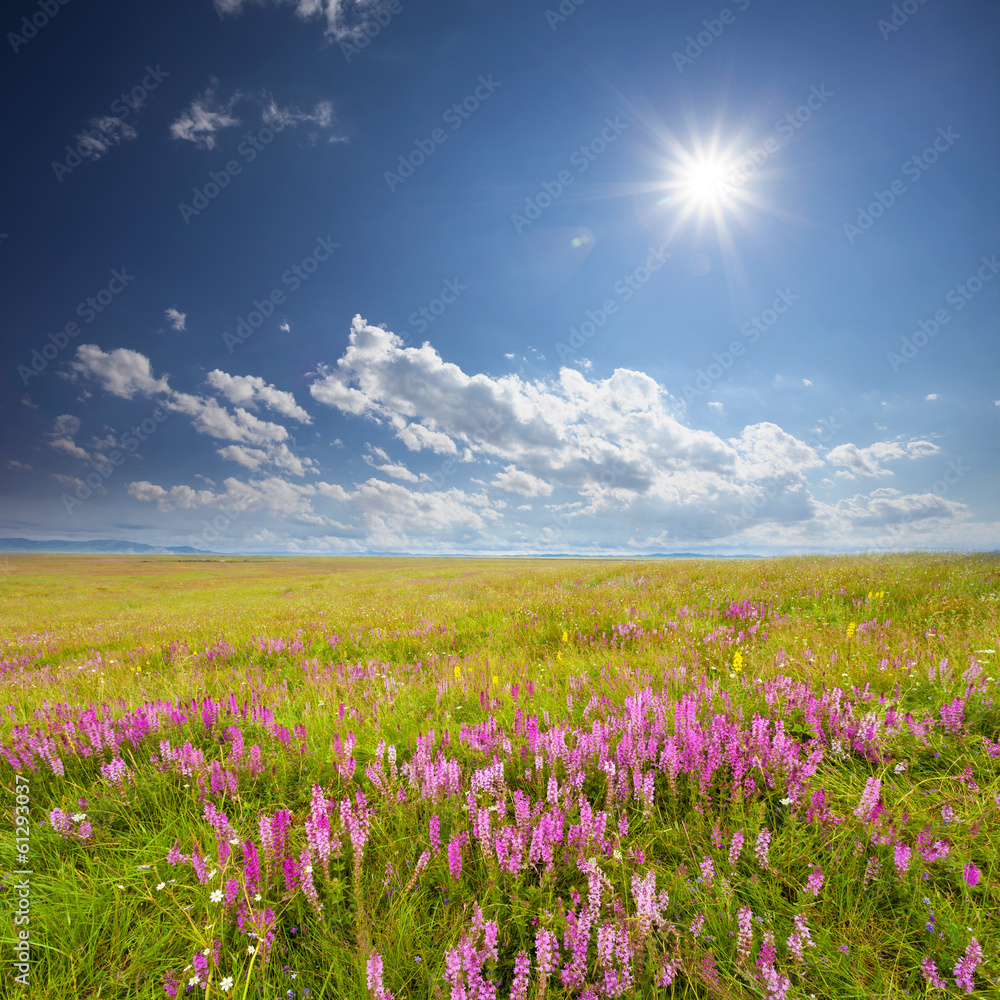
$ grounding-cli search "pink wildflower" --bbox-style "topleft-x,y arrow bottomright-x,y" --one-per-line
786,913 -> 816,964
854,776 -> 882,823
755,828 -> 771,869
953,937 -> 982,994
805,866 -> 824,897
893,841 -> 911,879
367,951 -> 394,1000
729,828 -> 744,866
736,906 -> 753,963
700,855 -> 715,885
921,957 -> 945,989
962,863 -> 980,888
656,953 -> 682,987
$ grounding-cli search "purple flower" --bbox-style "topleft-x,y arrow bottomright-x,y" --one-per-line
954,937 -> 982,993
963,863 -> 980,888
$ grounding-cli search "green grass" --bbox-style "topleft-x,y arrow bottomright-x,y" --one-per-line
0,552 -> 998,998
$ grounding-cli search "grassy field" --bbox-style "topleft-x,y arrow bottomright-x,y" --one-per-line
1,552 -> 998,999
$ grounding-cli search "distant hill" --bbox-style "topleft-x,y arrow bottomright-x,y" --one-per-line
0,537 -> 213,555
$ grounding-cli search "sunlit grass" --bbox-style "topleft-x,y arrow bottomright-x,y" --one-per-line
0,553 -> 997,998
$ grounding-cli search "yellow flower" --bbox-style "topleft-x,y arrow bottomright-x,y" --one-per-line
847,622 -> 856,638
733,650 -> 743,673
453,665 -> 461,681
561,630 -> 569,643
492,674 -> 499,686
867,590 -> 873,601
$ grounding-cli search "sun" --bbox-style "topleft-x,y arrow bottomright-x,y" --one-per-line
677,157 -> 735,208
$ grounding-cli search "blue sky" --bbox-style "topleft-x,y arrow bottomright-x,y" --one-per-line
2,0 -> 997,554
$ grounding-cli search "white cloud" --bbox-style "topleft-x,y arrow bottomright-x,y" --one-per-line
826,439 -> 940,478
280,321 -> 291,333
71,345 -> 171,398
76,116 -> 138,161
802,379 -> 813,387
206,370 -> 312,423
170,79 -> 242,149
262,98 -> 335,130
47,414 -> 89,460
214,0 -> 401,42
165,307 -> 187,331
833,487 -> 967,528
307,315 -> 829,542
171,79 -> 338,149
491,465 -> 553,497
167,393 -> 287,446
925,393 -> 939,401
127,481 -> 215,511
707,401 -> 724,413
70,345 -> 311,475
51,472 -> 85,489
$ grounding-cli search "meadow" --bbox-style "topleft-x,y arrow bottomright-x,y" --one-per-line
1,552 -> 998,999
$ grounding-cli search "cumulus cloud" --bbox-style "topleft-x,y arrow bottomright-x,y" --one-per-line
826,439 -> 940,479
69,345 -> 312,475
165,307 -> 187,331
71,345 -> 171,398
833,487 -> 966,527
307,315 -> 823,539
491,465 -> 553,497
127,481 -> 215,511
127,469 -> 506,552
206,370 -> 312,423
363,457 -> 422,483
47,414 -> 89,460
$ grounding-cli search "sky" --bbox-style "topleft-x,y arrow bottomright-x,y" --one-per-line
1,0 -> 998,555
